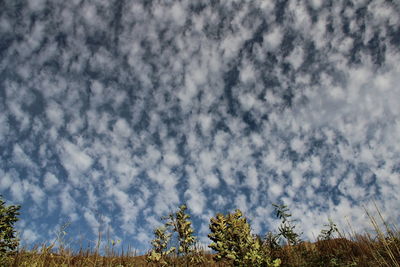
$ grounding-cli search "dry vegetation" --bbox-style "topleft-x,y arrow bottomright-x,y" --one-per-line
2,201 -> 400,267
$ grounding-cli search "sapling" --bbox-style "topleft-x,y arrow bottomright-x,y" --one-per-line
318,218 -> 339,241
273,204 -> 302,246
146,226 -> 176,266
166,204 -> 204,266
166,205 -> 195,255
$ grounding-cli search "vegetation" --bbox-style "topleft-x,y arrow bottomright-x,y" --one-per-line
2,197 -> 400,267
146,226 -> 175,266
208,209 -> 280,266
272,204 -> 302,246
146,205 -> 204,266
0,195 -> 21,266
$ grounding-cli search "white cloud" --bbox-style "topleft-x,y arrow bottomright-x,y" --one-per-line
291,170 -> 304,189
67,115 -> 85,135
13,144 -> 35,168
199,150 -> 215,172
136,230 -> 151,245
309,0 -> 323,9
44,172 -> 59,190
83,209 -> 101,235
220,28 -> 252,60
59,140 -> 93,185
290,137 -> 306,154
46,101 -> 64,128
10,180 -> 24,203
21,229 -> 39,244
234,194 -> 248,214
186,188 -> 206,215
0,172 -> 13,191
204,173 -> 220,189
170,2 -> 186,26
0,113 -> 10,144
59,187 -> 76,217
198,114 -> 213,135
114,163 -> 137,190
239,93 -> 257,111
1,0 -> 400,249
29,184 -> 45,205
28,0 -> 46,11
263,27 -> 283,51
287,46 -> 304,70
163,152 -> 181,167
310,156 -> 322,173
290,1 -> 312,32
246,166 -> 259,190
269,183 -> 283,198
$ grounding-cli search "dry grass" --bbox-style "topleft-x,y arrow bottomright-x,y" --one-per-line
271,206 -> 400,267
5,205 -> 400,267
7,247 -> 230,267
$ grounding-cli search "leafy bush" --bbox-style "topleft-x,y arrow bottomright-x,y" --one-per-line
208,209 -> 281,267
0,195 -> 21,264
146,226 -> 176,266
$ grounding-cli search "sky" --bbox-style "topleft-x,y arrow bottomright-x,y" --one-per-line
0,0 -> 400,253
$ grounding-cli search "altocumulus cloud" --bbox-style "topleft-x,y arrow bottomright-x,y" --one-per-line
0,0 -> 400,251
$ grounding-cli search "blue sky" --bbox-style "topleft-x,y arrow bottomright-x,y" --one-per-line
1,0 -> 399,252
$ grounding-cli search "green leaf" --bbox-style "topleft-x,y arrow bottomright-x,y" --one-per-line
227,253 -> 236,260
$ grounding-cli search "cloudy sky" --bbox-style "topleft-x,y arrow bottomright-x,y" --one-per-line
1,0 -> 399,252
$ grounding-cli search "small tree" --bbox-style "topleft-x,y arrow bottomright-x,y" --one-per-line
0,196 -> 21,263
273,204 -> 302,246
146,226 -> 176,266
208,209 -> 281,267
318,218 -> 339,241
166,205 -> 196,256
166,204 -> 204,266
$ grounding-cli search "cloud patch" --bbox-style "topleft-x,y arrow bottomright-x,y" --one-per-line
0,0 -> 399,251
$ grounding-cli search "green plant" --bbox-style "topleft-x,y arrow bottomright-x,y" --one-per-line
166,204 -> 204,266
208,209 -> 281,267
273,204 -> 302,246
318,219 -> 339,241
146,226 -> 176,266
0,195 -> 21,264
166,204 -> 196,256
263,232 -> 281,251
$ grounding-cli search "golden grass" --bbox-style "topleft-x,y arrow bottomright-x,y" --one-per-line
5,205 -> 400,267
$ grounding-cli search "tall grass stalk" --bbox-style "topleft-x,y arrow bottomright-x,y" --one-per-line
7,204 -> 400,267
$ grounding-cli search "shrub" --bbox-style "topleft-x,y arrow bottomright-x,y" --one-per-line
147,204 -> 204,266
146,226 -> 175,266
208,209 -> 281,267
0,195 -> 21,264
166,204 -> 204,266
166,204 -> 196,256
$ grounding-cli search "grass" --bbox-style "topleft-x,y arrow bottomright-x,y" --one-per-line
7,246 -> 227,267
4,205 -> 400,267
